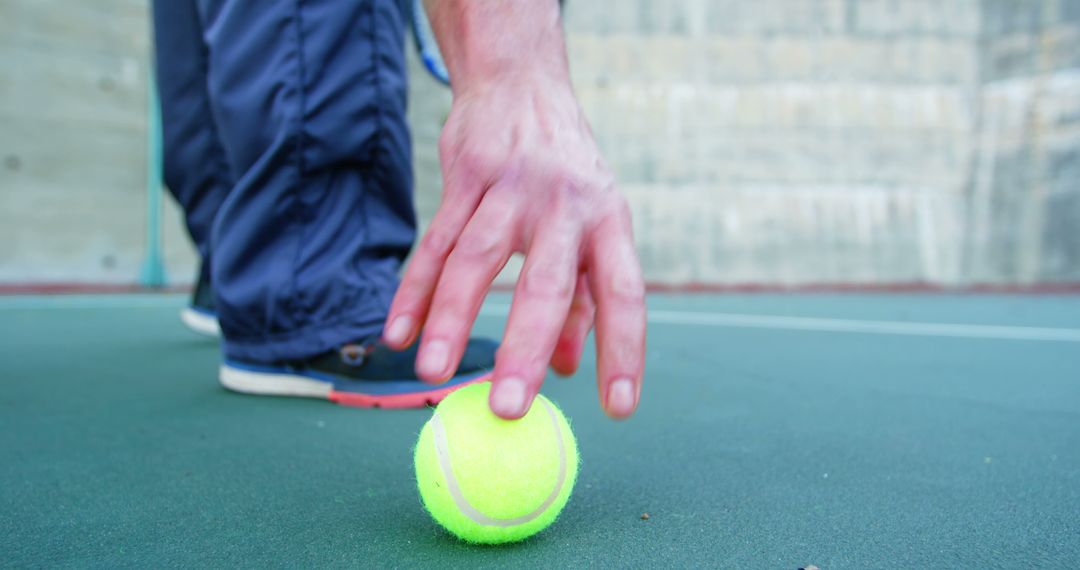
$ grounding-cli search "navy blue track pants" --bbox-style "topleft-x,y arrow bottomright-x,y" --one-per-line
153,0 -> 416,363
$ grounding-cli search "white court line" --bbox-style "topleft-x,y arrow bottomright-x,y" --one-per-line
478,304 -> 1080,343
5,296 -> 1079,343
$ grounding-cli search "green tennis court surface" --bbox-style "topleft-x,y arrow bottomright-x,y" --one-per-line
2,294 -> 1078,568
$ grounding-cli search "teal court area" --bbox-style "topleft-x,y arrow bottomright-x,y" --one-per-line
1,293 -> 1078,568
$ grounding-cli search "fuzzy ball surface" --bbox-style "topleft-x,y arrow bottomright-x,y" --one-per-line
414,382 -> 579,544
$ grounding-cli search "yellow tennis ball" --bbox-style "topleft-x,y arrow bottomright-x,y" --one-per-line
413,382 -> 579,544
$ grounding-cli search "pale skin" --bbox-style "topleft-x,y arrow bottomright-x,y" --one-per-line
382,0 -> 646,420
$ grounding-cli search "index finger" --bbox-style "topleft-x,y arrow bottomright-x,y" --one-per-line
383,164 -> 483,349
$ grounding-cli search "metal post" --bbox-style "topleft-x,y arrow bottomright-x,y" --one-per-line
138,68 -> 167,288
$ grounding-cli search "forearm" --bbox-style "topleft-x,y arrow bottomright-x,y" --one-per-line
423,0 -> 569,90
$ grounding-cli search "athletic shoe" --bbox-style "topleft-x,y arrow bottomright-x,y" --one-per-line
179,261 -> 221,337
219,337 -> 497,408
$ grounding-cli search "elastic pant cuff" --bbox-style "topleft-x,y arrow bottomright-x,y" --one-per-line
223,310 -> 387,364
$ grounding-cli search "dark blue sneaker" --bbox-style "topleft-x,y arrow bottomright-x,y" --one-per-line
218,338 -> 497,408
179,261 -> 220,337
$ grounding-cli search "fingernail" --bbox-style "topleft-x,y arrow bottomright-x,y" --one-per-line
491,377 -> 528,418
606,377 -> 637,418
384,315 -> 413,345
418,340 -> 449,380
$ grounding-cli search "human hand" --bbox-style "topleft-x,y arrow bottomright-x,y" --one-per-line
382,74 -> 645,420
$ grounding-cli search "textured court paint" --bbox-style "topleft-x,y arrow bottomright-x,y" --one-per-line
430,399 -> 568,527
0,294 -> 188,310
5,294 -> 1080,343
1,294 -> 1079,567
645,311 -> 1080,343
479,303 -> 1080,342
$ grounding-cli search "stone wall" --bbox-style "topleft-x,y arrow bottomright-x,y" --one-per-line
0,0 -> 160,282
968,0 -> 1080,282
1,0 -> 1077,286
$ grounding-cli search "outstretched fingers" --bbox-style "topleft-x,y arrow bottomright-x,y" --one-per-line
550,274 -> 595,376
587,203 -> 646,419
414,191 -> 517,382
488,218 -> 581,419
383,164 -> 483,349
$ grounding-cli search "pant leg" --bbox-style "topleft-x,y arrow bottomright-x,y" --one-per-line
197,0 -> 416,363
151,0 -> 233,268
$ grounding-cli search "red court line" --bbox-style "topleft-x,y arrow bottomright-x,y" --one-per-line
2,281 -> 1079,295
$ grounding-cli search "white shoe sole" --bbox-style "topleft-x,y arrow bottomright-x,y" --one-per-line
180,307 -> 221,337
219,363 -> 332,399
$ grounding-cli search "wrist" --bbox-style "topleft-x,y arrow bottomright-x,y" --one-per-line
425,0 -> 569,91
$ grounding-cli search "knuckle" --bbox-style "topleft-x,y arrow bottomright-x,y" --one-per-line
419,229 -> 455,258
425,310 -> 468,338
605,269 -> 645,305
522,261 -> 575,300
571,295 -> 596,317
549,166 -> 608,206
495,341 -> 550,376
550,168 -> 588,196
459,146 -> 497,176
452,230 -> 505,262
